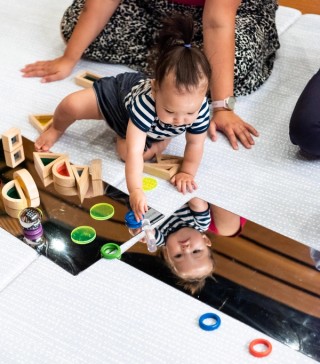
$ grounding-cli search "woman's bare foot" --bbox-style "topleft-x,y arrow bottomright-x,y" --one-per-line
34,126 -> 63,151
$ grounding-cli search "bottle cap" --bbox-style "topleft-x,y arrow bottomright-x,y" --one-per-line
125,211 -> 143,229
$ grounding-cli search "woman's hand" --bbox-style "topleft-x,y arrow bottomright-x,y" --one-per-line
208,110 -> 259,150
170,172 -> 197,194
21,56 -> 76,83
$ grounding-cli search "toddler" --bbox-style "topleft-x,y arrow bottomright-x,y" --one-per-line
155,198 -> 242,294
35,15 -> 211,221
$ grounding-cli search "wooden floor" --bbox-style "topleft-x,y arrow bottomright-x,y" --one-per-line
279,0 -> 320,15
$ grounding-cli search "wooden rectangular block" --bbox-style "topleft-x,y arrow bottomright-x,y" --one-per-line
4,145 -> 25,168
1,127 -> 22,152
29,114 -> 53,133
75,70 -> 101,88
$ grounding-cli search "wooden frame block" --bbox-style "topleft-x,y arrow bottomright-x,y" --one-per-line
1,179 -> 28,211
13,168 -> 39,205
1,127 -> 22,152
72,165 -> 90,203
52,158 -> 75,188
75,70 -> 101,88
156,154 -> 183,165
29,114 -> 53,133
4,145 -> 25,168
33,152 -> 66,179
143,163 -> 180,180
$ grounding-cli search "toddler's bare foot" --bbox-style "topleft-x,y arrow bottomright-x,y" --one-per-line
34,126 -> 63,152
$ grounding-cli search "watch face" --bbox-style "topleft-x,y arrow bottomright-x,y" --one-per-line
226,96 -> 236,110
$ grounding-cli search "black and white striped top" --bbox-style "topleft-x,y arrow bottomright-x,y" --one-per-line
154,203 -> 211,247
124,79 -> 210,142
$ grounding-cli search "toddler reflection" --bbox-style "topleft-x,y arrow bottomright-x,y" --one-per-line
148,198 -> 244,294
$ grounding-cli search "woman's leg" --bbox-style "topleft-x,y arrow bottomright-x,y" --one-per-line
35,88 -> 102,151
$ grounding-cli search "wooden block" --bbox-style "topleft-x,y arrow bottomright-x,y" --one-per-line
52,158 -> 75,188
40,174 -> 54,188
29,196 -> 41,208
143,163 -> 180,180
75,70 -> 101,88
1,179 -> 28,211
1,127 -> 22,152
33,152 -> 66,179
3,204 -> 25,219
4,145 -> 25,168
13,168 -> 39,205
89,159 -> 102,180
54,183 -> 78,196
156,154 -> 183,165
89,159 -> 104,197
29,114 -> 53,133
71,165 -> 90,203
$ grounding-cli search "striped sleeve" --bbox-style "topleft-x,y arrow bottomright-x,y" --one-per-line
127,93 -> 155,132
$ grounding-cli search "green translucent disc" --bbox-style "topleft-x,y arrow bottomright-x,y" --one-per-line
90,203 -> 115,220
71,226 -> 96,245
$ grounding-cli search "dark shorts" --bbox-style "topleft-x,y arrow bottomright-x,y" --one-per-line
289,69 -> 320,158
93,72 -> 147,139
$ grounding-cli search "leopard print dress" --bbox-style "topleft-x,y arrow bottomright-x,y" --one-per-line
61,0 -> 280,96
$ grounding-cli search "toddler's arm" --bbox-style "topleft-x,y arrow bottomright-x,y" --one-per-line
125,121 -> 148,221
21,0 -> 121,82
170,132 -> 206,194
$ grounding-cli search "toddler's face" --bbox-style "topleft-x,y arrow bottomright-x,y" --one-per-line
164,227 -> 213,279
152,73 -> 208,127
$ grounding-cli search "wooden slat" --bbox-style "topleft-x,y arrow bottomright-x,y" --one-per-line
212,235 -> 320,295
241,221 -> 314,265
279,0 -> 320,15
215,254 -> 320,318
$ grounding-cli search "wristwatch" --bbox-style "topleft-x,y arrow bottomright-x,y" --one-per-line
212,96 -> 236,110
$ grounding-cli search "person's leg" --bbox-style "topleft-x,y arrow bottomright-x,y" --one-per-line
233,0 -> 280,96
35,88 -> 102,151
116,137 -> 171,162
289,69 -> 320,158
209,204 -> 244,236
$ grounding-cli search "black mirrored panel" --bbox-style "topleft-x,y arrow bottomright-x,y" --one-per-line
1,137 -> 319,361
122,202 -> 320,361
0,137 -> 163,275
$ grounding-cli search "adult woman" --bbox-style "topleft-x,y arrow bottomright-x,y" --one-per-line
22,0 -> 279,149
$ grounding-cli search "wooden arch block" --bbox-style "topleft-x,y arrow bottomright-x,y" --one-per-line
13,168 -> 40,208
1,179 -> 28,212
52,158 -> 75,188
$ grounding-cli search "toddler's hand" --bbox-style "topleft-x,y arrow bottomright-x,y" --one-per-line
129,189 -> 148,221
170,172 -> 197,194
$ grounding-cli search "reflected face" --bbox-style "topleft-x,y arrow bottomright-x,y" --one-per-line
164,227 -> 213,279
152,73 -> 208,127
